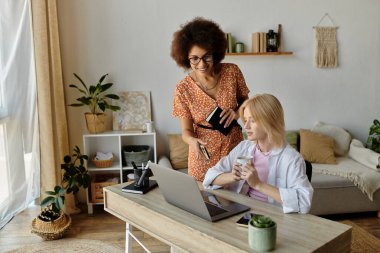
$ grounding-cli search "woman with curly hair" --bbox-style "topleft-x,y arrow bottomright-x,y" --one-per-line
171,17 -> 250,181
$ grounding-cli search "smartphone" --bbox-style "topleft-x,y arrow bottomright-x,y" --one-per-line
199,144 -> 210,160
236,212 -> 256,227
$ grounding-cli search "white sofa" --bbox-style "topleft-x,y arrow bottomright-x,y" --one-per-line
161,128 -> 380,216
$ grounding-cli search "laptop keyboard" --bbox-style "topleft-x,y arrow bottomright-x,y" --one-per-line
205,202 -> 228,216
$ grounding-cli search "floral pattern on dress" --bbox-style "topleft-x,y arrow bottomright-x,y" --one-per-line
173,63 -> 250,181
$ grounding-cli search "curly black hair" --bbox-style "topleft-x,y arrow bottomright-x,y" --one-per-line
171,17 -> 227,70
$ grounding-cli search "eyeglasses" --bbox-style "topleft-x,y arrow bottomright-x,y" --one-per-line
188,54 -> 213,65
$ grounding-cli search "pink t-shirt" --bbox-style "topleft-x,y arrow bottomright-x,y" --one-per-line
248,146 -> 270,202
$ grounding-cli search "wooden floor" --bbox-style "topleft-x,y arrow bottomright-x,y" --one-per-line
0,204 -> 169,253
1,204 -> 379,252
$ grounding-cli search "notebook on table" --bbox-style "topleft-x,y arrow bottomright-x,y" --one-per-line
148,162 -> 250,222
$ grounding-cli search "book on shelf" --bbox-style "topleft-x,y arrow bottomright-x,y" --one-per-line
226,33 -> 233,53
121,180 -> 158,194
252,32 -> 260,53
260,32 -> 267,53
206,107 -> 237,136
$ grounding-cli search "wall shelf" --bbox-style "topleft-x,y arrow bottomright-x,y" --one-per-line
226,52 -> 293,56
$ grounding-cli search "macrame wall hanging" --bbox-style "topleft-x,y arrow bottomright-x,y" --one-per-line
313,13 -> 339,68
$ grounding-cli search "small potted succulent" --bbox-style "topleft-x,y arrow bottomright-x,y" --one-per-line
31,146 -> 91,240
248,215 -> 277,251
69,73 -> 120,133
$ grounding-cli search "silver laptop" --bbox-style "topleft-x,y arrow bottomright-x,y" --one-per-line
148,162 -> 250,222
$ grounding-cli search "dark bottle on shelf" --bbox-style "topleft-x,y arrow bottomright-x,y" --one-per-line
266,30 -> 278,52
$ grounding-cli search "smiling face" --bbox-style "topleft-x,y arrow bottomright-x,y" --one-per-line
243,107 -> 268,142
188,45 -> 214,77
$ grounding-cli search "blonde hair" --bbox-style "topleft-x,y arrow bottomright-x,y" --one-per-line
239,94 -> 285,148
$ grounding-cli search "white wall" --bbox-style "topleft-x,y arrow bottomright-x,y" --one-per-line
57,0 -> 380,157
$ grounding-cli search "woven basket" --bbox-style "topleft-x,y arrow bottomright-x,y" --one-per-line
123,145 -> 151,166
31,211 -> 72,240
92,155 -> 113,168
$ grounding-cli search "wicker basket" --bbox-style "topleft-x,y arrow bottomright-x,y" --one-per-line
91,174 -> 119,203
31,211 -> 72,240
92,155 -> 114,168
123,145 -> 151,166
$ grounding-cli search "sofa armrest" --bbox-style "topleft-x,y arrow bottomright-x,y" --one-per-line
158,156 -> 174,169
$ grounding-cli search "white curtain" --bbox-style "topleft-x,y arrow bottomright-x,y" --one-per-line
0,0 -> 40,228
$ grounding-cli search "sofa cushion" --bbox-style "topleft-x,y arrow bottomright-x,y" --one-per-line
311,173 -> 355,188
168,134 -> 188,169
300,129 -> 337,164
312,121 -> 351,156
285,131 -> 299,150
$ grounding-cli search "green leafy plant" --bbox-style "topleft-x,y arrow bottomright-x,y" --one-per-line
250,215 -> 276,228
367,119 -> 380,153
69,73 -> 120,114
39,146 -> 91,221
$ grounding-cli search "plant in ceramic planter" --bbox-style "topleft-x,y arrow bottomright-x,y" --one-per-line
31,146 -> 91,240
248,215 -> 277,252
69,73 -> 120,133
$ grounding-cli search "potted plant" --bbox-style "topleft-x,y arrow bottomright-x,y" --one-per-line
367,119 -> 380,153
31,146 -> 91,240
69,73 -> 120,133
248,214 -> 277,251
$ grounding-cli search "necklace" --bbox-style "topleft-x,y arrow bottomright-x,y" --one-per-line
256,143 -> 271,156
194,73 -> 219,92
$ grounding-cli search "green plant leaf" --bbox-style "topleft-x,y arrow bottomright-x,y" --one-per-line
54,185 -> 62,194
41,196 -> 55,207
56,196 -> 64,210
98,73 -> 108,84
52,203 -> 60,213
108,105 -> 121,111
105,94 -> 119,99
77,97 -> 91,105
68,84 -> 87,95
73,73 -> 88,91
89,86 -> 96,95
58,187 -> 65,196
83,174 -> 91,188
100,83 -> 113,92
45,191 -> 56,196
98,102 -> 106,112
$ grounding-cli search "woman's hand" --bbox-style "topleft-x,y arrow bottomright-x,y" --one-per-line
231,163 -> 243,181
240,164 -> 262,189
189,137 -> 207,159
219,108 -> 237,128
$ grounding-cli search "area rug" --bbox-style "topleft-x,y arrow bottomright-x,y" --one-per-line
341,220 -> 380,253
5,239 -> 123,253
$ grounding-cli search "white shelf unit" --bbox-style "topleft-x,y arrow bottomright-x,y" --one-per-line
83,131 -> 157,214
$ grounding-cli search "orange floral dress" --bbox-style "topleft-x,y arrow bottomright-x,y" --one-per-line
172,63 -> 250,181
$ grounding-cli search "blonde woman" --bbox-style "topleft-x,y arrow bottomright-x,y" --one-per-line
203,94 -> 313,213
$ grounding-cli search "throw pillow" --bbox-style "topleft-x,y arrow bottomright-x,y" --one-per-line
168,134 -> 188,169
300,129 -> 337,164
312,121 -> 351,156
285,131 -> 299,150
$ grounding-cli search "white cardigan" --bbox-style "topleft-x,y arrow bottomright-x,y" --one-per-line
203,140 -> 313,213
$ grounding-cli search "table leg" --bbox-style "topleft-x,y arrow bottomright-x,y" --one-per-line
125,223 -> 133,253
170,246 -> 187,253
